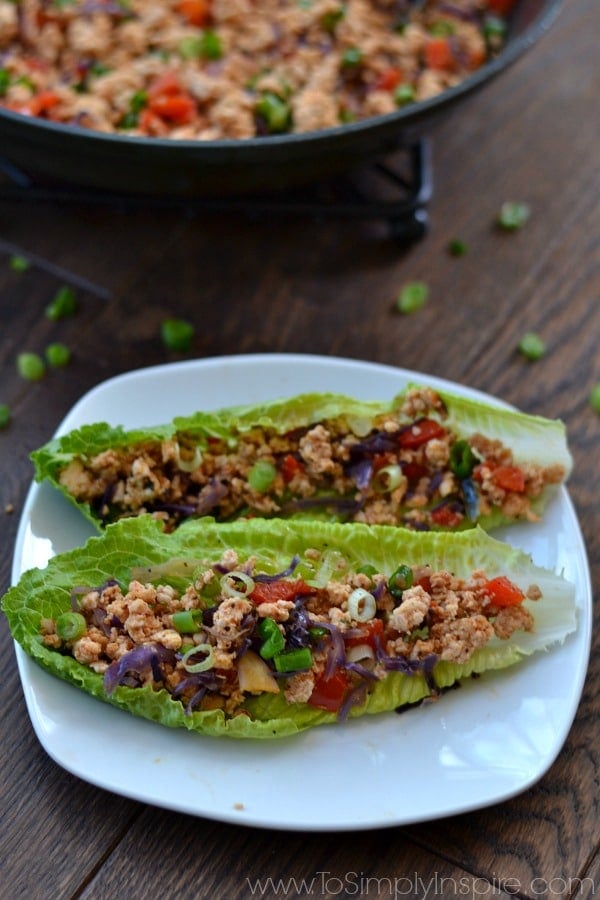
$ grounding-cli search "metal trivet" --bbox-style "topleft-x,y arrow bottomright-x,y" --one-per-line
0,140 -> 432,242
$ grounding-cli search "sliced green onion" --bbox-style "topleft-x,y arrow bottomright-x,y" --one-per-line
273,647 -> 313,672
46,286 -> 77,320
181,642 -> 214,673
347,588 -> 376,622
248,459 -> 277,492
174,442 -> 203,472
199,29 -> 223,60
342,46 -> 363,67
308,625 -> 329,640
161,318 -> 195,352
372,464 -> 404,494
178,35 -> 204,59
589,383 -> 600,414
393,83 -> 415,106
220,571 -> 255,598
255,92 -> 291,133
309,549 -> 348,588
0,404 -> 10,428
497,201 -> 531,231
9,255 -> 30,272
258,617 -> 285,660
45,342 -> 71,368
450,440 -> 478,479
56,611 -> 87,642
321,6 -> 345,31
357,564 -> 378,578
396,281 -> 428,314
518,332 -> 546,361
172,610 -> 202,633
388,564 -> 414,601
447,238 -> 468,257
17,352 -> 45,381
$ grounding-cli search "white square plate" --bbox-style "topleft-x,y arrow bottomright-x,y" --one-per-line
11,354 -> 592,831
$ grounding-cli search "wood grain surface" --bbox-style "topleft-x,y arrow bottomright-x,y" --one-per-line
1,1 -> 598,898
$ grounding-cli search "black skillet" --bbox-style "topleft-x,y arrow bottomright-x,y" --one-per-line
0,0 -> 563,197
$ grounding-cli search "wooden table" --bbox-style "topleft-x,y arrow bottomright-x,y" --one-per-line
1,1 -> 598,896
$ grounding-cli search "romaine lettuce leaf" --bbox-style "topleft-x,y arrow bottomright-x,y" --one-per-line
2,516 -> 577,740
30,387 -> 572,534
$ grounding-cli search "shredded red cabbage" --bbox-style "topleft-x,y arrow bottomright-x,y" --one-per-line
254,555 -> 300,583
103,643 -> 176,695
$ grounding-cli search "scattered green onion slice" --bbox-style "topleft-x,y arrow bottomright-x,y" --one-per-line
518,332 -> 546,361
45,342 -> 71,367
0,404 -> 10,428
450,440 -> 478,479
10,255 -> 30,272
357,563 -> 378,578
448,238 -> 468,257
172,610 -> 202,633
388,564 -> 414,601
56,611 -> 87,642
273,647 -> 313,672
347,588 -> 376,622
396,281 -> 428,314
17,352 -> 45,381
372,463 -> 404,494
220,571 -> 255,598
181,642 -> 214,673
161,318 -> 195,352
497,201 -> 531,231
46,286 -> 77,320
589,383 -> 600,414
248,459 -> 277,492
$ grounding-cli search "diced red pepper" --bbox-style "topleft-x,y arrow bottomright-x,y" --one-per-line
308,669 -> 351,712
148,92 -> 196,125
416,574 -> 432,594
401,461 -> 429,482
343,617 -> 384,650
487,0 -> 517,15
250,579 -> 314,605
280,454 -> 305,483
484,576 -> 525,608
148,71 -> 185,99
430,504 -> 464,528
423,37 -> 455,71
375,67 -> 403,91
397,418 -> 447,449
18,90 -> 60,117
176,0 -> 211,26
493,465 -> 526,493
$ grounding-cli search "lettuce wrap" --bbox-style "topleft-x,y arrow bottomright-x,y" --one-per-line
30,386 -> 572,535
2,516 -> 577,740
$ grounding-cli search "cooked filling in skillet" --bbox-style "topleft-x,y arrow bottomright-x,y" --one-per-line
0,0 -> 515,139
57,387 -> 566,531
40,545 -> 539,719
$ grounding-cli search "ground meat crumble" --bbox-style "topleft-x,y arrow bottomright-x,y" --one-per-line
41,545 -> 538,719
0,0 -> 513,140
56,388 -> 567,533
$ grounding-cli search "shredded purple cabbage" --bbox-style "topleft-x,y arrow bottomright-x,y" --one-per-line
461,477 -> 479,521
254,555 -> 300,583
103,643 -> 176,695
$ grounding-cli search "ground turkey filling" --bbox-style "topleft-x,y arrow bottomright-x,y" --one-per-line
57,388 -> 566,532
1,0 -> 513,139
40,546 -> 540,718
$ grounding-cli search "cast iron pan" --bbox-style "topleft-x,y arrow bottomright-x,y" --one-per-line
0,0 -> 562,197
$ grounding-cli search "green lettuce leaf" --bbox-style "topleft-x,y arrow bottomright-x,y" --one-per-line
30,387 -> 572,533
2,517 -> 577,740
